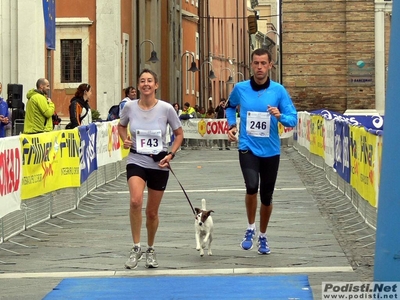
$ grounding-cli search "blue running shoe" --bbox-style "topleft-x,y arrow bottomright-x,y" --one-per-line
258,236 -> 271,255
240,229 -> 256,250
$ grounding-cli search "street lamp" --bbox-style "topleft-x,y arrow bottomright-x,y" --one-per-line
139,39 -> 159,71
181,52 -> 199,106
219,67 -> 234,100
201,61 -> 217,79
236,71 -> 245,82
182,52 -> 199,72
220,67 -> 235,84
199,61 -> 217,108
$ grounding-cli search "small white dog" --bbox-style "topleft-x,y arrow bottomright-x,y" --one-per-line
194,198 -> 214,257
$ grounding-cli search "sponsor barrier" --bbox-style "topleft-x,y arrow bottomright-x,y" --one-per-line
294,110 -> 383,228
0,113 -> 381,244
0,120 -> 125,243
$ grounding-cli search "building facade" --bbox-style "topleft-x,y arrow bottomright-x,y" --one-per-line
281,0 -> 392,113
199,0 -> 250,109
3,1 -> 390,120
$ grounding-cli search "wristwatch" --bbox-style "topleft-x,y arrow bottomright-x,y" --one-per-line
168,151 -> 175,159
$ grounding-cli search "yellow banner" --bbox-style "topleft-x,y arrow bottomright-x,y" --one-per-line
309,115 -> 325,158
349,126 -> 378,207
20,130 -> 81,200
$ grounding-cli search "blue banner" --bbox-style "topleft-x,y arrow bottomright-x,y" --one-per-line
334,119 -> 350,183
43,0 -> 56,50
79,124 -> 98,184
310,109 -> 384,130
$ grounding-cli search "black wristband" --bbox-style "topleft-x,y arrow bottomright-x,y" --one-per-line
168,152 -> 175,159
229,124 -> 237,130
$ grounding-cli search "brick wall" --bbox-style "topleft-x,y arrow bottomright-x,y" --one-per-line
282,0 -> 376,113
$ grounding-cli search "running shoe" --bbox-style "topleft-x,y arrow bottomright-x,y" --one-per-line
145,248 -> 159,268
240,228 -> 256,250
125,246 -> 143,269
257,236 -> 271,255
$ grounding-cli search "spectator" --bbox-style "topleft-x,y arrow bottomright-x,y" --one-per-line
68,83 -> 93,128
23,78 -> 55,134
179,102 -> 196,120
119,86 -> 136,117
205,106 -> 215,148
179,102 -> 197,149
215,98 -> 229,150
197,106 -> 206,118
0,82 -> 10,138
205,106 -> 215,119
172,102 -> 181,116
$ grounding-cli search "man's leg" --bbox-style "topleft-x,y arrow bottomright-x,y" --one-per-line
257,155 -> 280,254
245,193 -> 258,224
259,203 -> 273,234
239,151 -> 260,250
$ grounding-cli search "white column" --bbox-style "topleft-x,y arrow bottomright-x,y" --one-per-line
96,0 -> 122,118
375,5 -> 386,114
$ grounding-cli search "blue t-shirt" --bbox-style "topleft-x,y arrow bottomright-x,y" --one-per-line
226,79 -> 297,157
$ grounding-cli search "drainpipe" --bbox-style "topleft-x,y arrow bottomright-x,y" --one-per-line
278,0 -> 283,84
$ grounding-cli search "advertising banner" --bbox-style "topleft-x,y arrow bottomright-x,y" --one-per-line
79,124 -> 98,183
324,118 -> 335,167
96,120 -> 122,167
20,130 -> 80,200
181,118 -> 293,140
311,109 -> 384,130
334,119 -> 351,183
0,136 -> 22,218
297,112 -> 310,150
310,115 -> 325,158
349,126 -> 378,207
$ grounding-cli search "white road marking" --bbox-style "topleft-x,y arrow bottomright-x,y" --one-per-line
91,187 -> 306,195
0,266 -> 353,279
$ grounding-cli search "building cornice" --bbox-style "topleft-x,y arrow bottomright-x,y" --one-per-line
182,9 -> 199,23
56,17 -> 93,26
375,0 -> 392,12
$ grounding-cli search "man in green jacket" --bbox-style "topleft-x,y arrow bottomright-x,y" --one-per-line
23,78 -> 55,134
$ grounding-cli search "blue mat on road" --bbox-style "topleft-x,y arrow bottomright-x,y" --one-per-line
44,274 -> 313,300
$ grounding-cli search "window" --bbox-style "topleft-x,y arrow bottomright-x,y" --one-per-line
54,17 -> 92,89
61,39 -> 82,83
196,33 -> 199,59
191,52 -> 195,94
186,55 -> 189,94
122,33 -> 130,88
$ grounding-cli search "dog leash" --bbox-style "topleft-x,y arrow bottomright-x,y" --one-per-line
167,164 -> 196,215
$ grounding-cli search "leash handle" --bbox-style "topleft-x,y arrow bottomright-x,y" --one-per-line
168,164 -> 196,215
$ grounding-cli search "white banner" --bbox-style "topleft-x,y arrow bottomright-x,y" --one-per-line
181,119 -> 228,140
324,118 -> 335,167
181,118 -> 293,140
297,112 -> 311,149
96,120 -> 122,167
0,136 -> 22,218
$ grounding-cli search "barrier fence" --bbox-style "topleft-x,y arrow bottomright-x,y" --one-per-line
0,114 -> 383,246
0,120 -> 127,245
293,110 -> 383,229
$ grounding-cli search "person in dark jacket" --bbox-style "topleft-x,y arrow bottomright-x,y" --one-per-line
68,83 -> 92,128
